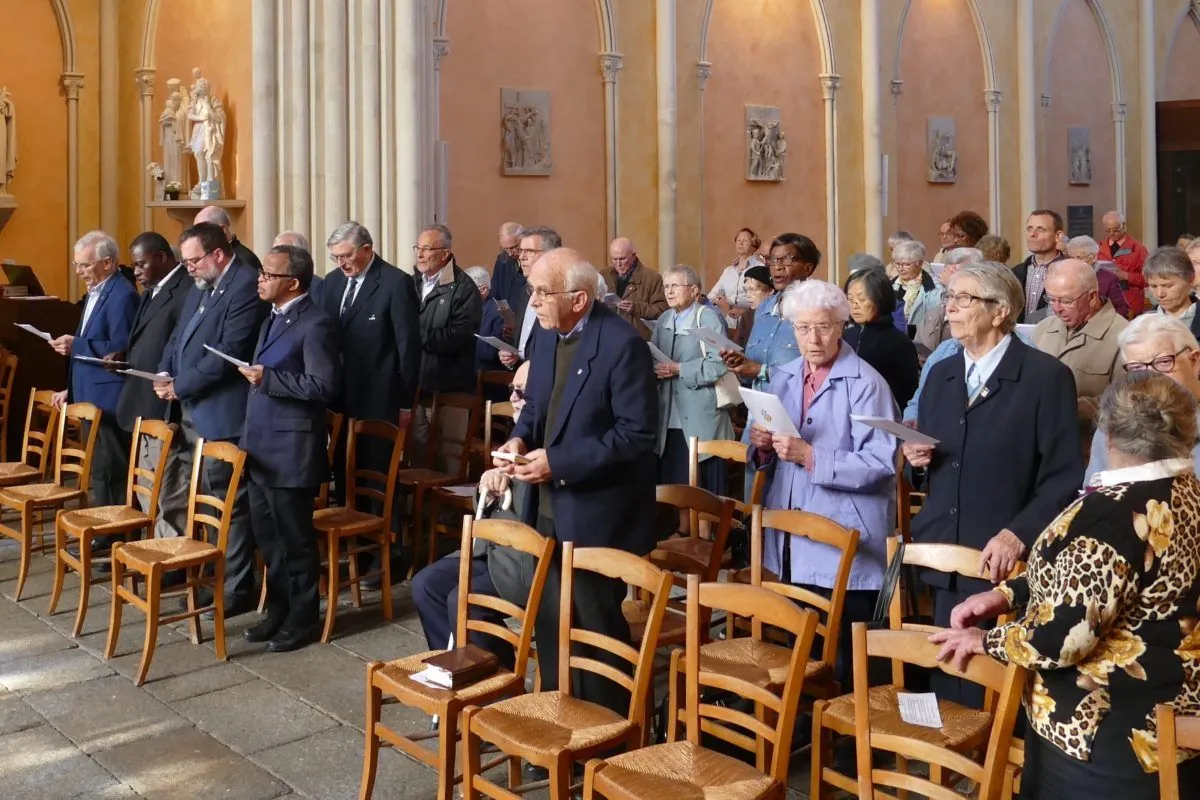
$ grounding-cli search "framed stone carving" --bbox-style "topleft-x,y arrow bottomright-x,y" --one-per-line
1068,126 -> 1092,185
927,116 -> 957,184
501,89 -> 552,176
746,106 -> 785,181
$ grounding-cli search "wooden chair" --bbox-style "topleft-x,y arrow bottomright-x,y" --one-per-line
105,440 -> 246,686
461,543 -> 674,800
359,516 -> 555,800
48,418 -> 175,636
397,392 -> 481,568
313,419 -> 405,643
0,388 -> 61,489
1156,703 -> 1200,799
895,451 -> 925,542
688,435 -> 766,514
811,623 -> 1026,800
0,349 -> 19,459
0,402 -> 100,601
585,576 -> 820,799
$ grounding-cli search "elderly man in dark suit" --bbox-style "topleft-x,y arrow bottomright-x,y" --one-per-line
113,232 -> 191,538
154,222 -> 268,615
49,231 -> 139,507
195,205 -> 261,272
320,220 -> 421,582
493,247 -> 659,713
271,229 -> 323,305
237,245 -> 339,653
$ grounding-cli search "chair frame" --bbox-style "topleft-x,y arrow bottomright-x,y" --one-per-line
687,435 -> 766,514
0,349 -> 19,460
105,439 -> 246,686
360,516 -> 555,800
48,418 -> 175,636
8,388 -> 61,483
462,543 -> 674,800
1156,703 -> 1200,799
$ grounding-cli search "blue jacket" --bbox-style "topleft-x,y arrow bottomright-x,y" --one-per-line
159,257 -> 268,441
69,275 -> 139,414
475,297 -> 505,372
512,302 -> 659,553
240,296 -> 340,488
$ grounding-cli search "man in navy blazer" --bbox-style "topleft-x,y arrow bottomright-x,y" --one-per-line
49,231 -> 139,507
494,247 -> 658,713
238,245 -> 339,652
154,222 -> 268,614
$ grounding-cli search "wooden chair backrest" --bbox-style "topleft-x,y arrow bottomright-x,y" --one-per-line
125,419 -> 175,516
476,369 -> 514,397
688,436 -> 766,515
55,403 -> 101,490
885,537 -> 1026,625
455,516 -> 555,677
0,350 -> 18,448
895,450 -> 925,541
560,543 -> 672,728
750,506 -> 859,668
21,389 -> 60,476
316,410 -> 345,509
344,420 -> 406,525
482,401 -> 516,465
851,623 -> 1026,800
425,392 -> 481,479
654,483 -> 735,578
683,576 -> 819,783
1157,703 -> 1200,799
183,439 -> 247,553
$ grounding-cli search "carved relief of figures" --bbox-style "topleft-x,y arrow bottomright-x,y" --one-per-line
1068,126 -> 1092,185
501,88 -> 551,176
746,105 -> 785,182
0,86 -> 16,195
927,116 -> 958,184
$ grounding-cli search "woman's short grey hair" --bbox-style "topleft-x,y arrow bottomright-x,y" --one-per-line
664,264 -> 700,287
326,221 -> 373,249
944,247 -> 984,266
779,279 -> 851,323
74,231 -> 119,262
1066,235 -> 1100,257
888,231 -> 914,249
892,240 -> 926,264
1118,313 -> 1200,356
950,262 -> 1024,333
1099,371 -> 1199,462
465,266 -> 490,289
1143,246 -> 1195,283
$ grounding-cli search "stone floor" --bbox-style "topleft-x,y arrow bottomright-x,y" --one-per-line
0,537 -> 818,799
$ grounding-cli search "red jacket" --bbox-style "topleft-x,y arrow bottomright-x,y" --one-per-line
1098,235 -> 1149,315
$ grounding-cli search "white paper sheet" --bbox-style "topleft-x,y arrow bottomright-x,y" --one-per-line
897,692 -> 944,729
1015,323 -> 1037,340
14,323 -> 51,341
739,388 -> 800,437
442,484 -> 479,498
408,666 -> 452,690
682,326 -> 743,353
73,355 -> 127,367
850,415 -> 940,446
202,344 -> 251,369
602,293 -> 621,307
474,334 -> 519,356
118,368 -> 172,382
647,341 -> 675,366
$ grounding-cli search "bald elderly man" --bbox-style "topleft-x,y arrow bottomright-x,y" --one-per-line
195,205 -> 262,272
600,237 -> 667,339
272,230 -> 323,304
1031,258 -> 1127,422
1097,210 -> 1148,316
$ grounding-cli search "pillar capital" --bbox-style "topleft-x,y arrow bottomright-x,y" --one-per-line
1112,102 -> 1127,123
984,89 -> 1002,112
819,73 -> 841,100
697,60 -> 712,89
599,52 -> 623,85
134,69 -> 156,98
432,36 -> 451,71
60,73 -> 84,100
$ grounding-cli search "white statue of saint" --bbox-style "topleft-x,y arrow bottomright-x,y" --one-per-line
186,70 -> 224,197
0,87 -> 15,195
159,89 -> 184,192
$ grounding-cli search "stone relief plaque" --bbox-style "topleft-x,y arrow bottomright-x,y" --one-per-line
927,116 -> 957,184
745,105 -> 785,182
1068,126 -> 1092,185
501,89 -> 552,176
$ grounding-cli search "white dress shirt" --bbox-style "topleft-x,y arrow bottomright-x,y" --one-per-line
80,274 -> 113,332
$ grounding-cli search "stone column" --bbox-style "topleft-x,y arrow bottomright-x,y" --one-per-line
99,0 -> 118,234
135,69 -> 156,232
655,0 -> 677,271
61,73 -> 84,301
985,90 -> 1003,234
600,53 -> 623,243
432,36 -> 450,225
1138,1 -> 1157,246
1113,102 -> 1128,217
1017,0 -> 1037,217
393,0 -> 423,264
820,74 -> 841,283
323,0 -> 349,244
251,0 -> 278,255
286,1 -> 311,248
860,0 -> 882,257
697,61 -> 712,279
360,0 -> 383,238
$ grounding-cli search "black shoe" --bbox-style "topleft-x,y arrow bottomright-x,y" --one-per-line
265,625 -> 319,653
361,553 -> 410,591
243,615 -> 286,643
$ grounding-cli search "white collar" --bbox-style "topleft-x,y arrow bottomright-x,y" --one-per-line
87,273 -> 114,297
273,292 -> 308,316
152,263 -> 183,295
1090,458 -> 1194,488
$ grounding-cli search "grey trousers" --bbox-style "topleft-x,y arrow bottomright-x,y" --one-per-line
137,429 -> 189,539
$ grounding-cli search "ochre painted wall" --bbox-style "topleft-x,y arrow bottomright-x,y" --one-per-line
440,0 -> 607,270
701,0 -> 825,280
0,0 -> 70,297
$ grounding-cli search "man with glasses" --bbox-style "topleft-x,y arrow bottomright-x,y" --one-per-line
600,237 -> 667,340
1097,210 -> 1149,317
154,221 -> 268,615
413,223 -> 482,398
1031,259 -> 1127,425
498,226 -> 562,369
489,221 -> 525,313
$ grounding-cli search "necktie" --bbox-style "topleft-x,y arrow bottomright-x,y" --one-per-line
966,363 -> 983,403
263,311 -> 280,342
179,288 -> 211,350
340,277 -> 359,319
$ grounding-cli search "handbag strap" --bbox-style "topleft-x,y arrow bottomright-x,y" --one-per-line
870,538 -> 906,626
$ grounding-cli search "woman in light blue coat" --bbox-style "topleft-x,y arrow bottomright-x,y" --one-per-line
651,265 -> 734,493
748,280 -> 898,681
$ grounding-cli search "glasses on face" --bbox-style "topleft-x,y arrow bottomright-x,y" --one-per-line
1046,290 -> 1092,307
412,245 -> 446,255
530,287 -> 582,301
793,322 -> 843,338
1103,227 -> 1123,235
181,252 -> 212,269
893,261 -> 921,270
328,246 -> 361,265
510,386 -> 526,400
662,283 -> 696,291
71,258 -> 107,271
1124,348 -> 1190,374
258,268 -> 293,282
765,255 -> 801,267
945,292 -> 994,309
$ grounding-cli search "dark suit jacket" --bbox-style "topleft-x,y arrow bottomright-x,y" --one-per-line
1012,253 -> 1067,322
309,274 -> 325,306
241,296 -> 340,488
490,252 -> 527,320
416,262 -> 484,395
512,302 -> 659,553
116,265 -> 191,430
320,255 -> 421,420
912,336 -> 1083,593
159,257 -> 268,441
476,297 -> 505,372
69,274 -> 139,414
232,237 -> 262,272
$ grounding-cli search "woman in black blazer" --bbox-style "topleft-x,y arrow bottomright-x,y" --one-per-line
842,268 -> 919,410
903,262 -> 1083,705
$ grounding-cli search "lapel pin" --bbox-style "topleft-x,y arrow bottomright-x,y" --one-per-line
368,314 -> 377,321
577,369 -> 582,375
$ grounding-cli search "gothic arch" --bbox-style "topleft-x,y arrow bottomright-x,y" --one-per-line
1042,0 -> 1125,108
49,0 -> 77,72
699,0 -> 835,76
892,0 -> 996,94
140,0 -> 162,69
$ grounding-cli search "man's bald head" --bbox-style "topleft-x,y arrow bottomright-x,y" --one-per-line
273,230 -> 310,251
529,248 -> 600,334
608,237 -> 636,276
195,206 -> 233,239
1047,258 -> 1098,293
1102,210 -> 1126,241
1045,258 -> 1101,329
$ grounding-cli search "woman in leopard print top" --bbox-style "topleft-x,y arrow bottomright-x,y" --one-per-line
932,371 -> 1200,799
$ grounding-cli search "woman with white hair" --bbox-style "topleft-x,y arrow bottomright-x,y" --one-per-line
1085,313 -> 1200,482
748,280 -> 898,681
891,239 -> 948,355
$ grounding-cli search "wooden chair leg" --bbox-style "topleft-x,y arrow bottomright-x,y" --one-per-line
71,536 -> 92,637
104,554 -> 126,660
437,700 -> 460,800
359,664 -> 382,800
48,523 -> 68,616
212,557 -> 226,662
551,754 -> 572,800
810,706 -> 827,800
379,531 -> 393,621
425,492 -> 438,568
12,510 -> 31,601
321,534 -> 340,644
348,542 -> 363,608
135,570 -> 162,686
462,709 -> 482,800
186,566 -> 202,645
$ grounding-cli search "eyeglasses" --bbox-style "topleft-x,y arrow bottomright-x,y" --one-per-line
510,386 -> 526,400
765,255 -> 801,266
793,323 -> 843,338
328,246 -> 362,265
944,292 -> 995,309
1045,290 -> 1092,306
257,268 -> 293,281
181,252 -> 213,269
412,245 -> 447,255
518,248 -> 545,259
893,261 -> 922,270
662,283 -> 697,291
1124,348 -> 1190,374
71,258 -> 108,271
530,287 -> 582,301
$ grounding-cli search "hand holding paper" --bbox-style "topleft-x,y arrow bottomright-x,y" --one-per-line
14,323 -> 51,342
740,388 -> 800,437
475,334 -> 519,356
850,415 -> 939,446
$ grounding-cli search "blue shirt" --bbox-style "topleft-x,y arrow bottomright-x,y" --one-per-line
903,328 -> 1034,421
742,292 -> 799,391
962,334 -> 1012,400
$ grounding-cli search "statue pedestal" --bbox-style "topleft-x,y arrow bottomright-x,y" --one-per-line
0,195 -> 15,236
146,198 -> 246,227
